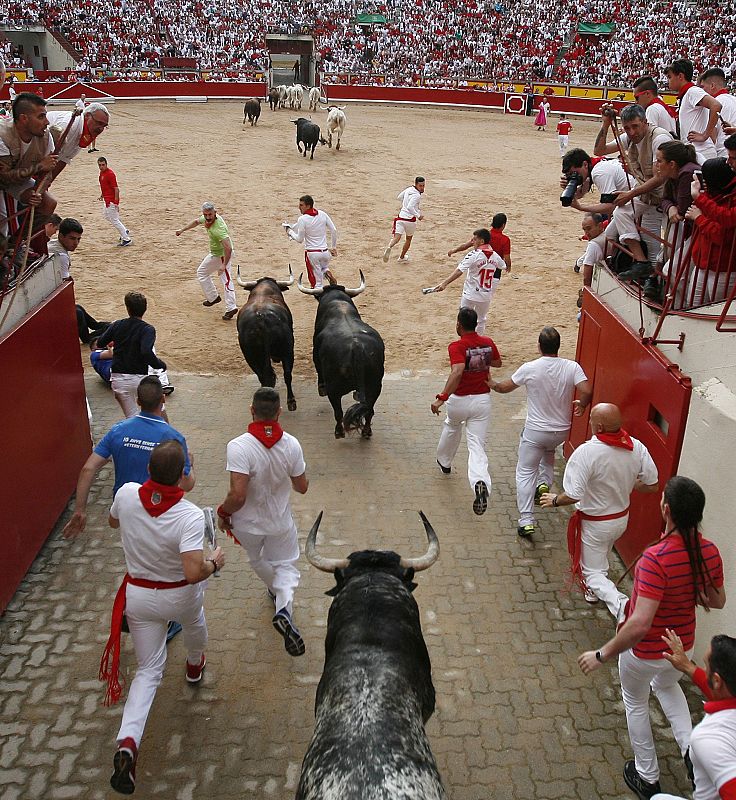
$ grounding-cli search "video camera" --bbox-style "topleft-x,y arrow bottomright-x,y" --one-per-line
560,173 -> 583,207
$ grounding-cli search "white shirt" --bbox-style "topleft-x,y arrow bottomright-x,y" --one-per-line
458,247 -> 505,302
690,706 -> 736,800
74,98 -> 86,111
397,186 -> 423,219
511,356 -> 587,433
645,101 -> 677,135
111,483 -> 205,582
227,430 -> 306,535
288,210 -> 337,250
591,158 -> 633,195
47,237 -> 71,279
714,92 -> 736,157
46,110 -> 86,164
678,85 -> 718,162
563,435 -> 658,515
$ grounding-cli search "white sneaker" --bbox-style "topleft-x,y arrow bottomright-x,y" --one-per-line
583,589 -> 599,604
382,247 -> 391,263
397,255 -> 410,263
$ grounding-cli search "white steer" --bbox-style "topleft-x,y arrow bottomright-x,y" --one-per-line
322,105 -> 347,151
308,86 -> 322,111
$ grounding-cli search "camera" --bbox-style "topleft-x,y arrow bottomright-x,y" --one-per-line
560,172 -> 583,207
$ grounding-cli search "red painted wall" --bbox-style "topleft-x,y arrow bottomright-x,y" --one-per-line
0,284 -> 91,613
567,289 -> 692,565
1,82 -> 266,102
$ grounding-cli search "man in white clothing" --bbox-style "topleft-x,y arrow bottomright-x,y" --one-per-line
46,102 -> 109,177
102,440 -> 225,795
698,67 -> 736,158
540,403 -> 659,618
491,327 -> 591,537
383,176 -> 425,263
284,194 -> 337,288
433,227 -> 505,334
47,217 -> 83,281
666,59 -> 721,164
632,76 -> 677,136
217,387 -> 309,656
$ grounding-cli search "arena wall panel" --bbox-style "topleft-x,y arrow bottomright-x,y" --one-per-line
3,82 -> 267,102
0,283 -> 91,614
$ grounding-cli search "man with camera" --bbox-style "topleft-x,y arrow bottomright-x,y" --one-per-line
560,143 -> 652,284
592,104 -> 671,288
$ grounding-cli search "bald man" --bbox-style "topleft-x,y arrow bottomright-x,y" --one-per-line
540,403 -> 659,619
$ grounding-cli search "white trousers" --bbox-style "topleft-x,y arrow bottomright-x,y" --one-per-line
436,393 -> 492,494
233,525 -> 300,615
652,795 -> 687,799
197,253 -> 237,311
111,373 -> 146,418
619,648 -> 693,783
103,203 -> 129,241
516,427 -> 567,526
580,516 -> 629,617
558,134 -> 569,154
118,583 -> 207,746
460,289 -> 497,335
607,201 -> 663,264
306,250 -> 332,289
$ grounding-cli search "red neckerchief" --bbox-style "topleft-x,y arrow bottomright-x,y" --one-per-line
650,96 -> 678,119
479,244 -> 495,258
677,82 -> 695,101
138,479 -> 184,517
78,117 -> 94,148
595,429 -> 634,450
590,156 -> 605,167
304,208 -> 319,217
248,420 -> 284,448
713,88 -> 731,97
704,697 -> 736,714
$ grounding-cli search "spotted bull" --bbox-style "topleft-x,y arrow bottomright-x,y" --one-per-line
236,266 -> 297,410
296,511 -> 446,800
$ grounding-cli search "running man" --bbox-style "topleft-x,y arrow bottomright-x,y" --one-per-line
383,176 -> 425,263
98,157 -> 132,246
176,202 -> 238,321
284,194 -> 337,288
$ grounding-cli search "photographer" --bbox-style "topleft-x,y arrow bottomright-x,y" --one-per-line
560,146 -> 651,280
592,103 -> 671,278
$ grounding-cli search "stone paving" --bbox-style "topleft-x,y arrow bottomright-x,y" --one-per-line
0,370 -> 697,799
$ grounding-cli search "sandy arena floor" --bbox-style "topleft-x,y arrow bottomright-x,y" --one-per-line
63,101 -> 604,378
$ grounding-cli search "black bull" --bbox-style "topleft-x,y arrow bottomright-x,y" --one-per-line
296,511 -> 446,800
292,117 -> 326,159
299,272 -> 384,438
235,269 -> 297,410
243,98 -> 261,126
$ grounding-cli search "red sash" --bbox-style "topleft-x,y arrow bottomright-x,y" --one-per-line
650,96 -> 678,119
392,215 -> 416,234
304,251 -> 318,287
99,574 -> 189,706
567,508 -> 630,593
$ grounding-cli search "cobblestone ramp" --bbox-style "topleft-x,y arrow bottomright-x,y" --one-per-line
0,372 -> 694,799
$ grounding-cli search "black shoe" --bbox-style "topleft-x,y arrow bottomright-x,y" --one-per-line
110,739 -> 137,795
162,386 -> 175,396
623,760 -> 661,799
272,610 -> 305,657
436,459 -> 451,474
203,296 -> 222,307
684,748 -> 695,791
619,261 -> 653,282
473,481 -> 488,515
517,524 -> 535,537
643,277 -> 662,302
222,308 -> 238,320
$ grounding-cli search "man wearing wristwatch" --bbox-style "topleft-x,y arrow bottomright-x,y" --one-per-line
431,306 -> 502,516
101,440 -> 225,796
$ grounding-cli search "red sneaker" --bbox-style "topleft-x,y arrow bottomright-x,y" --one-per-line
185,654 -> 206,683
110,737 -> 137,795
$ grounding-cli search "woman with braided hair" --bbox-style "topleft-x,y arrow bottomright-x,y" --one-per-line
577,476 -> 725,799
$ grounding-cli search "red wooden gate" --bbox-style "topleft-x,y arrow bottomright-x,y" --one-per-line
566,291 -> 692,564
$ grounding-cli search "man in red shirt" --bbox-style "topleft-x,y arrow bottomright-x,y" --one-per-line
431,307 -> 502,515
490,213 -> 512,273
557,114 -> 573,155
578,476 -> 725,799
98,157 -> 132,247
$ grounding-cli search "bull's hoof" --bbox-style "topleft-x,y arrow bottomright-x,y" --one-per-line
361,427 -> 372,439
318,384 -> 327,397
287,398 -> 297,411
334,426 -> 345,439
336,142 -> 340,151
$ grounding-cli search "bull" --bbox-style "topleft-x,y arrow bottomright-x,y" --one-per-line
268,88 -> 279,111
298,271 -> 384,438
296,511 -> 446,800
321,105 -> 347,150
292,117 -> 327,160
243,98 -> 261,127
236,265 -> 297,411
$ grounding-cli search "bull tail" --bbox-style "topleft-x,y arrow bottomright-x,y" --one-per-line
342,344 -> 379,436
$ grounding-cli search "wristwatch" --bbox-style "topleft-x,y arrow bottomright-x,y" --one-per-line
207,558 -> 219,575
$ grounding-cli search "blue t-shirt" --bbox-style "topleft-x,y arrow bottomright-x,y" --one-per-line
90,350 -> 112,383
94,412 -> 191,495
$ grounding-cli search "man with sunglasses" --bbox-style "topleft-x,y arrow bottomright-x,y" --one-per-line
631,76 -> 677,136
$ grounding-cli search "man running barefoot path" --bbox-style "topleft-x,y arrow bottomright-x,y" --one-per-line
383,176 -> 425,263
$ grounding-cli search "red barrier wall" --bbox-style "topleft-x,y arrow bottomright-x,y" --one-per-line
0,283 -> 91,614
566,289 -> 692,565
1,81 -> 266,102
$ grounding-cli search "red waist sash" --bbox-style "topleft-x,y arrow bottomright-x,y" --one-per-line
392,215 -> 416,234
567,507 -> 629,593
99,574 -> 189,706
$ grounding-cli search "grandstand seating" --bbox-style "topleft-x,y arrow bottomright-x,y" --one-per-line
2,0 -> 734,86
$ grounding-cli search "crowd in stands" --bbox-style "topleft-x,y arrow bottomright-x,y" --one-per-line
1,0 -> 735,86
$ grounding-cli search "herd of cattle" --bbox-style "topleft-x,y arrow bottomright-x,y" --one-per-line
234,268 -> 446,796
242,84 -> 347,159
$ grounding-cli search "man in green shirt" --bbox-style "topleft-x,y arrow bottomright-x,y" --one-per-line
176,201 -> 238,320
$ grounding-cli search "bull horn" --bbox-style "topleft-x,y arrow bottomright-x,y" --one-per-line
275,264 -> 294,289
296,272 -> 323,295
305,512 -> 350,573
344,270 -> 366,297
236,263 -> 257,290
399,512 -> 440,572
